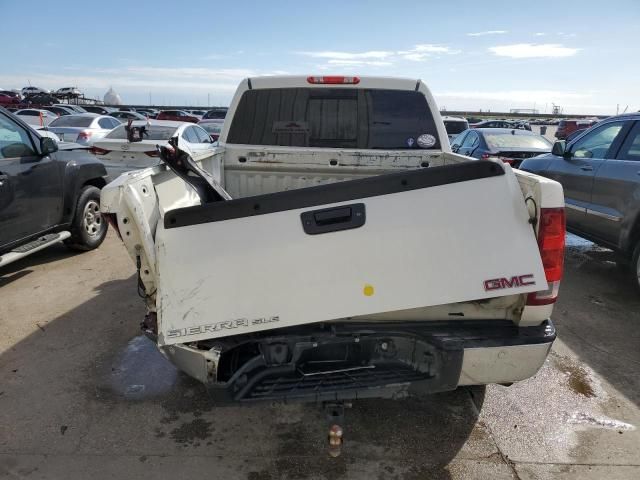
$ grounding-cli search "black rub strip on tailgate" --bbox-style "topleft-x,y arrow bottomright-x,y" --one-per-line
164,160 -> 504,229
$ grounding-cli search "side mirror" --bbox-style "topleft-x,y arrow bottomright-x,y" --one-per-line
40,137 -> 58,155
551,140 -> 567,157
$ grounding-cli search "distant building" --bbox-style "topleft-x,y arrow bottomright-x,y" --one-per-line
104,87 -> 122,105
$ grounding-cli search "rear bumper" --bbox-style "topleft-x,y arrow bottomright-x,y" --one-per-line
159,320 -> 556,404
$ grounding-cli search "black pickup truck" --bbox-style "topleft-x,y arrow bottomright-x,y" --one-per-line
521,113 -> 640,290
0,107 -> 108,268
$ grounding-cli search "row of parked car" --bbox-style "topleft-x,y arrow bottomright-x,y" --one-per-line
4,105 -> 227,145
442,115 -> 601,142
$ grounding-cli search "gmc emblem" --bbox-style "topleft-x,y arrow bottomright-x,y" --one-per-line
484,274 -> 535,291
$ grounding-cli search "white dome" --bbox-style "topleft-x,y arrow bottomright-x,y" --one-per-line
104,87 -> 122,105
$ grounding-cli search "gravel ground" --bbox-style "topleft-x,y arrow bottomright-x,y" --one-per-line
0,230 -> 638,480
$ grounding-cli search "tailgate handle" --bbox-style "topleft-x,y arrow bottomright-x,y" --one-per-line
301,203 -> 366,235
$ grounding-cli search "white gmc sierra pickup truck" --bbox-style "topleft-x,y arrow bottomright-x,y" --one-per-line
101,75 -> 565,406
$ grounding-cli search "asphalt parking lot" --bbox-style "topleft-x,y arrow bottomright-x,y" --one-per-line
1,231 -> 639,480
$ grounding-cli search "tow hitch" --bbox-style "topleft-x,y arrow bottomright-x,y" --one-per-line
324,401 -> 351,457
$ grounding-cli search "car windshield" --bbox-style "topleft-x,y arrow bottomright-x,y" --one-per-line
444,120 -> 469,135
50,116 -> 94,127
106,124 -> 177,140
484,132 -> 552,150
200,123 -> 223,134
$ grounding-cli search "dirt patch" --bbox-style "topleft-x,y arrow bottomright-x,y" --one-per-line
159,377 -> 215,423
554,356 -> 596,398
169,418 -> 213,445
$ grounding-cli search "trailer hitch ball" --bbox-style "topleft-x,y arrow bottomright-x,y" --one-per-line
328,424 -> 343,457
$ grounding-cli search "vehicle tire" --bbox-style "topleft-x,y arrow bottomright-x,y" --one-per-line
614,257 -> 630,272
65,186 -> 108,251
632,241 -> 640,292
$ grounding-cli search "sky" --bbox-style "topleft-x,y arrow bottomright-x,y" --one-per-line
1,0 -> 638,114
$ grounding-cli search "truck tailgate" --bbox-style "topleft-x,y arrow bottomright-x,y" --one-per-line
155,161 -> 546,346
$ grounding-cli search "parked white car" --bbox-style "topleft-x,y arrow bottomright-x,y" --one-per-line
46,114 -> 120,145
91,120 -> 216,181
13,108 -> 59,126
21,86 -> 50,95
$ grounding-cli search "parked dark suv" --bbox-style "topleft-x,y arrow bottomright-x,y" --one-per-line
520,113 -> 640,289
0,107 -> 109,268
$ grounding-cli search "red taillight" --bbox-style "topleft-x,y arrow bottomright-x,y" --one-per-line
77,130 -> 92,140
89,146 -> 110,155
499,157 -> 515,165
527,207 -> 565,306
144,150 -> 159,157
307,76 -> 360,85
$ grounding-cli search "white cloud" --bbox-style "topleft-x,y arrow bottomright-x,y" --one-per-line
466,30 -> 508,36
534,32 -> 546,36
299,44 -> 460,67
401,53 -> 429,62
397,44 -> 461,61
326,59 -> 393,66
489,43 -> 580,58
297,50 -> 394,60
405,44 -> 452,53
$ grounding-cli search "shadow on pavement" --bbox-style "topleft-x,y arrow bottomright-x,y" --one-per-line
0,242 -> 81,287
0,273 -> 487,479
554,234 -> 640,406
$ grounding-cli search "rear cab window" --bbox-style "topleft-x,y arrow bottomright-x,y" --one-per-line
227,88 -> 441,150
